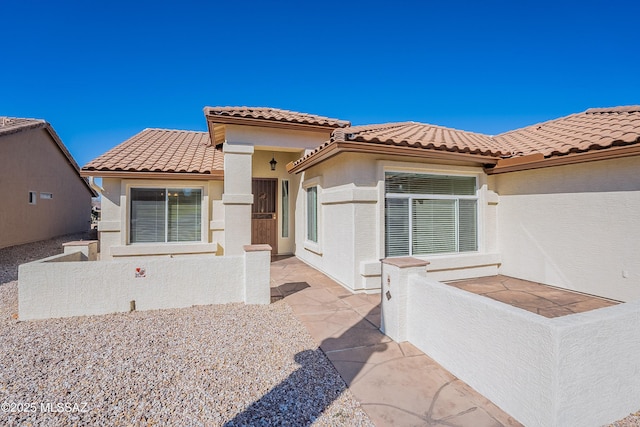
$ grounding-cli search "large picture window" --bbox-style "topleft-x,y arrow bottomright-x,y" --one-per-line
385,172 -> 477,257
130,188 -> 202,243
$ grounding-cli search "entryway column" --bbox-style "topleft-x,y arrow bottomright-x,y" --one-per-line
223,143 -> 254,255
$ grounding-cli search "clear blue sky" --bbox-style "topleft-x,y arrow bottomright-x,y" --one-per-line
2,0 -> 639,166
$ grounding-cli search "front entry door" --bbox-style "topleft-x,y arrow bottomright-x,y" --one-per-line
252,178 -> 278,254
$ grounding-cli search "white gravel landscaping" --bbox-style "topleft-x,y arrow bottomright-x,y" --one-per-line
0,236 -> 373,426
1,235 -> 638,427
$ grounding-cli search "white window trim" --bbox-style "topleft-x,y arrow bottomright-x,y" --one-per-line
124,181 -> 208,246
378,161 -> 486,259
28,191 -> 37,205
281,179 -> 290,239
302,176 -> 322,255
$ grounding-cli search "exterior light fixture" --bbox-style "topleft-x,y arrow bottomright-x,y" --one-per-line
269,154 -> 277,171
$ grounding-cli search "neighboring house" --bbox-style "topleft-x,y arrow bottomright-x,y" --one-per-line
81,106 -> 640,302
0,117 -> 96,249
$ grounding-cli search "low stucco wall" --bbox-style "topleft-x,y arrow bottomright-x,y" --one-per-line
18,246 -> 271,321
381,263 -> 640,427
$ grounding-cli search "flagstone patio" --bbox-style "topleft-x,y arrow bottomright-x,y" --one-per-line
445,275 -> 619,318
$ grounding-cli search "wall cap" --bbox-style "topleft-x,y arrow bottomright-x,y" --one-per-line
381,257 -> 430,268
243,244 -> 272,252
62,240 -> 98,247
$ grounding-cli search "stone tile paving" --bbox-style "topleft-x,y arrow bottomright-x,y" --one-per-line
271,257 -> 522,426
445,275 -> 619,318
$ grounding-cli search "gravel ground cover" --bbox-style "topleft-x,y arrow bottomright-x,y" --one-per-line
0,232 -> 91,285
0,236 -> 373,426
1,236 -> 638,426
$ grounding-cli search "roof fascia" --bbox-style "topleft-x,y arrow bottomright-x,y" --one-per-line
80,170 -> 224,180
486,144 -> 640,174
205,115 -> 341,133
287,141 -> 500,173
44,125 -> 98,197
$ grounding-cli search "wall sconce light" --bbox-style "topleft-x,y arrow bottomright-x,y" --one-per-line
269,154 -> 277,171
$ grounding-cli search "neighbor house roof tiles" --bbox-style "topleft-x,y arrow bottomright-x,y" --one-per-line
82,129 -> 223,175
204,106 -> 351,129
0,117 -> 47,136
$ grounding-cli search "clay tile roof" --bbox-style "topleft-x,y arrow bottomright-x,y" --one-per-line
0,117 -> 47,136
494,106 -> 640,157
204,106 -> 350,128
82,129 -> 223,175
334,121 -> 507,156
291,121 -> 506,170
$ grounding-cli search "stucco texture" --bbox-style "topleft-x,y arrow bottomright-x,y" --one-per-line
494,155 -> 640,302
0,128 -> 92,249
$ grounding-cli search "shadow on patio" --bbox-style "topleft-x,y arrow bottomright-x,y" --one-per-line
226,257 -> 520,426
223,309 -> 385,426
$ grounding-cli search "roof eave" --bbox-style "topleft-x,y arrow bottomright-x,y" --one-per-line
287,141 -> 500,174
80,170 -> 224,181
43,125 -> 98,197
486,144 -> 640,174
204,114 -> 347,133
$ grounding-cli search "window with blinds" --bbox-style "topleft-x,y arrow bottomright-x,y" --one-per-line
385,172 -> 477,256
130,188 -> 202,243
306,186 -> 318,243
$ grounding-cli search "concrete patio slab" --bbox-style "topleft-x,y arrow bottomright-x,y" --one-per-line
271,256 -> 522,426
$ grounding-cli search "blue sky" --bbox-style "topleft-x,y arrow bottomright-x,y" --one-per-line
2,0 -> 639,166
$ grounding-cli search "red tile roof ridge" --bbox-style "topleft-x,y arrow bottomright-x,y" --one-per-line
204,106 -> 351,128
585,106 -> 640,114
142,127 -> 207,134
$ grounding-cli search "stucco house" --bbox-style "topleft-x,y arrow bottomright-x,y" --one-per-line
0,117 -> 96,249
81,106 -> 640,303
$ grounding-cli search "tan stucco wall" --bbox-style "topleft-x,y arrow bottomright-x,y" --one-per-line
0,128 -> 92,249
98,178 -> 223,259
252,149 -> 300,254
294,152 -> 499,292
493,155 -> 640,301
225,124 -> 330,150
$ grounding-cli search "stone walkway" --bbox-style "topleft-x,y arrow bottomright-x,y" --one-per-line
271,257 -> 522,426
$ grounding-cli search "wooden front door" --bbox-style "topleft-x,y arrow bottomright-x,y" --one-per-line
252,178 -> 278,254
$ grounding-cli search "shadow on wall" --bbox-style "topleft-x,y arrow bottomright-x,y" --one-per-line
223,307 -> 386,426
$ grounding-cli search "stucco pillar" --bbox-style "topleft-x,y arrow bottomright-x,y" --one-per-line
223,143 -> 254,255
380,257 -> 429,342
243,244 -> 272,304
62,240 -> 99,261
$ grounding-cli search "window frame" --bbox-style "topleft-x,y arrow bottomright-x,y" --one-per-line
281,179 -> 289,238
302,177 -> 322,254
306,186 -> 318,243
28,191 -> 37,205
384,170 -> 480,257
128,185 -> 205,245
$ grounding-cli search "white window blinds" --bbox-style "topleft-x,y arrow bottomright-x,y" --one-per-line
130,188 -> 201,243
385,173 -> 477,256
